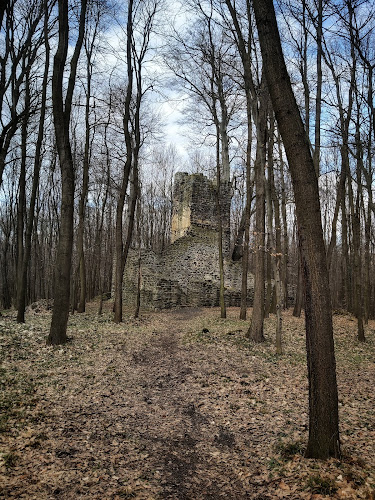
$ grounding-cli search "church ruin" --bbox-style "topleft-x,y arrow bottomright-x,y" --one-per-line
123,172 -> 254,309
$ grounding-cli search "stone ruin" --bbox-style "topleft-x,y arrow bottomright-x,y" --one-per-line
123,172 -> 254,309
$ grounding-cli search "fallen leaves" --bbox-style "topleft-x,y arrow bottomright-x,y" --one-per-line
0,305 -> 374,498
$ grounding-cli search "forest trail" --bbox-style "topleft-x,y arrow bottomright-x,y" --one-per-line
119,307 -> 252,499
1,306 -> 375,499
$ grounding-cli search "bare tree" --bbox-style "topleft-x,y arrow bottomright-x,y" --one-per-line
252,0 -> 340,459
17,0 -> 52,323
76,0 -> 106,313
47,0 -> 88,345
266,113 -> 283,354
113,0 -> 158,323
165,0 -> 240,318
0,1 -> 46,187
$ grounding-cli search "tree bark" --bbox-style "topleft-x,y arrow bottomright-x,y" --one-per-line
0,2 -> 45,187
76,49 -> 93,313
114,0 -> 155,322
353,119 -> 365,341
17,2 -> 50,323
16,73 -> 29,317
114,0 -> 134,323
47,0 -> 87,345
239,114 -> 252,319
313,0 -> 323,177
252,0 -> 340,459
278,136 -> 289,308
216,138 -> 227,319
267,114 -> 283,353
247,81 -> 268,341
293,249 -> 303,317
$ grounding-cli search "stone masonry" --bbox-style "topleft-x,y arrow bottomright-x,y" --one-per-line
123,172 -> 254,309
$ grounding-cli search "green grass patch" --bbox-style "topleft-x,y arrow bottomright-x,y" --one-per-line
275,440 -> 304,460
306,475 -> 338,496
1,451 -> 19,468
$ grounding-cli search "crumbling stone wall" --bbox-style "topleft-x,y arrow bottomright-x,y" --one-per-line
122,172 -> 254,310
171,172 -> 231,254
123,228 -> 254,309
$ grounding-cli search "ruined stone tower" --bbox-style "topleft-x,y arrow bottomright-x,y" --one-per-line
171,172 -> 231,254
122,172 -> 253,309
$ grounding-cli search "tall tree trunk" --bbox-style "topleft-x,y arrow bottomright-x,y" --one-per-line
239,93 -> 253,320
323,27 -> 355,301
114,0 -> 154,321
341,194 -> 351,311
47,0 -> 87,345
215,127 -> 226,319
97,118 -> 111,316
134,199 -> 142,319
363,131 -> 372,323
313,0 -> 323,177
16,73 -> 29,316
293,248 -> 303,317
247,82 -> 268,342
278,136 -> 289,308
240,131 -> 251,319
300,1 -> 310,140
353,119 -> 365,341
17,3 -> 50,323
1,222 -> 12,309
253,0 -> 340,459
114,0 -> 134,323
268,113 -> 283,353
264,235 -> 272,319
76,53 -> 92,313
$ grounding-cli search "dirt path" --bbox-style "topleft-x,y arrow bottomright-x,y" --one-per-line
119,308 -> 253,499
1,306 -> 374,499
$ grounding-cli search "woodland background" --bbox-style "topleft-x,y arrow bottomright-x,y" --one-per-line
1,0 -> 375,331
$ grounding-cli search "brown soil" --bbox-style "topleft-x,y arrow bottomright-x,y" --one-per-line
0,305 -> 374,499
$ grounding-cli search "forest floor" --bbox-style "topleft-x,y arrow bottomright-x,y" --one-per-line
0,303 -> 374,499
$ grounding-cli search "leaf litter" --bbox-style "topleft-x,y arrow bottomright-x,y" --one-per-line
0,304 -> 374,499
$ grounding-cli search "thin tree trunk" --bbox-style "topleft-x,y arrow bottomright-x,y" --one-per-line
134,195 -> 142,319
76,58 -> 92,313
323,30 -> 355,299
97,119 -> 111,316
278,137 -> 289,308
17,4 -> 50,323
1,222 -> 12,309
268,113 -> 283,353
264,235 -> 272,319
247,81 -> 268,341
237,109 -> 253,318
313,0 -> 323,177
16,73 -> 29,317
247,150 -> 266,340
326,159 -> 347,272
301,1 -> 310,140
341,194 -> 351,311
293,250 -> 303,318
266,165 -> 282,353
215,129 -> 226,319
353,119 -> 365,341
114,0 -> 134,323
363,131 -> 372,323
